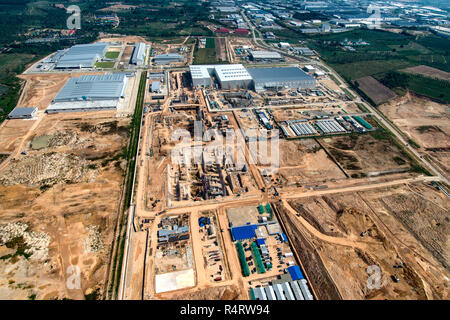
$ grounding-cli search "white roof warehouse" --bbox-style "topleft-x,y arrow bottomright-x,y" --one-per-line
46,73 -> 129,113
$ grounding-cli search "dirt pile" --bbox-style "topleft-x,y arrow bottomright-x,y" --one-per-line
171,285 -> 242,300
84,225 -> 104,253
0,222 -> 50,261
0,153 -> 94,187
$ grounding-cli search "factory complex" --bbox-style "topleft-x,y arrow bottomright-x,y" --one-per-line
47,43 -> 109,69
190,64 -> 316,91
131,42 -> 147,65
46,73 -> 129,113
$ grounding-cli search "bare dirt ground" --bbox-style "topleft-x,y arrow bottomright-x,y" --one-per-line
401,65 -> 450,81
379,93 -> 450,179
0,112 -> 129,300
275,181 -> 449,300
17,74 -> 70,111
98,3 -> 138,12
17,72 -> 106,111
277,139 -> 346,186
320,133 -> 415,178
164,284 -> 244,300
355,76 -> 397,105
0,120 -> 34,153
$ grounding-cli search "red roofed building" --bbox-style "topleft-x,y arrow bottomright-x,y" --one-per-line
215,28 -> 230,33
234,29 -> 249,35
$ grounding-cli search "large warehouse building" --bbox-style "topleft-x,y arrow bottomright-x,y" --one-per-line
247,67 -> 316,91
153,53 -> 183,65
46,73 -> 128,113
250,50 -> 283,62
130,42 -> 146,65
190,64 -> 316,91
51,43 -> 109,69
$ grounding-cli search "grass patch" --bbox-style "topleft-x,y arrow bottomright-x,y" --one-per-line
95,61 -> 115,69
3,236 -> 31,260
379,71 -> 450,104
109,71 -> 146,299
104,51 -> 120,59
193,47 -> 218,64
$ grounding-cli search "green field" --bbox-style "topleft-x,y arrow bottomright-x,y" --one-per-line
308,30 -> 450,81
105,51 -> 120,59
205,37 -> 215,48
193,38 -> 220,65
0,53 -> 36,122
305,29 -> 450,104
95,61 -> 115,69
376,71 -> 450,104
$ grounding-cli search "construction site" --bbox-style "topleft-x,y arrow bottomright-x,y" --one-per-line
0,32 -> 448,302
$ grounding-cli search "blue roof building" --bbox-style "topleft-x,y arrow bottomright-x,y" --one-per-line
256,238 -> 266,246
288,265 -> 304,281
231,224 -> 257,241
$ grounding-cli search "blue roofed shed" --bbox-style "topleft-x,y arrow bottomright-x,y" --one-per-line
231,225 -> 257,241
288,265 -> 304,280
256,238 -> 266,246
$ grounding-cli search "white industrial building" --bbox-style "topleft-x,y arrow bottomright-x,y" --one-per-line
214,64 -> 253,89
131,42 -> 146,65
46,73 -> 129,113
190,65 -> 316,91
189,64 -> 252,89
250,50 -> 283,61
190,65 -> 214,87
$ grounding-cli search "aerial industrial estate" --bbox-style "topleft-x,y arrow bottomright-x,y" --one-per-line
0,0 -> 448,304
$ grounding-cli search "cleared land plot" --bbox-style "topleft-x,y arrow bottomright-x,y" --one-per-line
120,46 -> 134,63
215,37 -> 227,62
320,132 -> 415,178
401,65 -> 450,81
379,95 -> 450,178
355,76 -> 397,105
154,268 -> 195,294
0,119 -> 34,153
277,139 -> 346,185
17,74 -> 71,111
277,182 -> 449,300
227,205 -> 267,227
0,112 -> 129,300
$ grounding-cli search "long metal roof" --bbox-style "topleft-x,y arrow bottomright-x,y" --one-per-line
250,51 -> 282,59
131,42 -> 146,64
154,53 -> 183,60
247,67 -> 315,82
55,43 -> 108,68
215,64 -> 252,82
53,73 -> 127,102
7,107 -> 37,118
